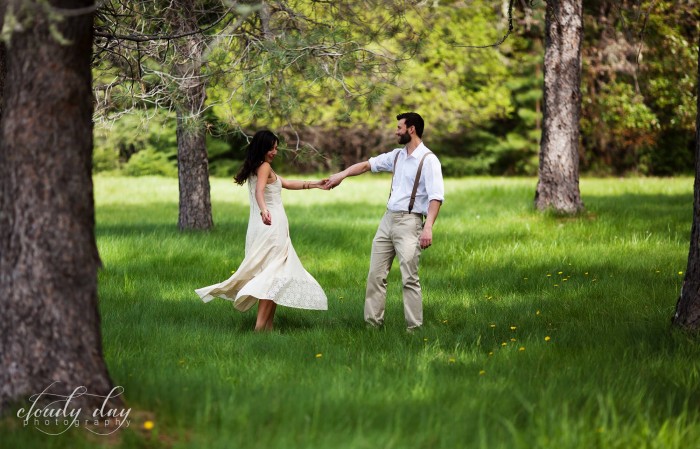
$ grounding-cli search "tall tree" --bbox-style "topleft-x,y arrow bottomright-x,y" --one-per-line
672,35 -> 700,330
534,0 -> 585,213
0,0 -> 118,411
169,0 -> 213,230
95,0 -> 233,231
94,1 -> 413,226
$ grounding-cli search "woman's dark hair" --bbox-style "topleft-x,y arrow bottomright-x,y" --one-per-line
234,130 -> 279,185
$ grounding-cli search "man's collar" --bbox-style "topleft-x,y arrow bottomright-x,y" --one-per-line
403,141 -> 427,159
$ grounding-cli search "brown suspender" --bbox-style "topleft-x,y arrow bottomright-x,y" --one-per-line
388,151 -> 401,202
409,151 -> 434,213
388,149 -> 434,214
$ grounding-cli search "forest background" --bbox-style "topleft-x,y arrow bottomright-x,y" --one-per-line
92,0 -> 699,179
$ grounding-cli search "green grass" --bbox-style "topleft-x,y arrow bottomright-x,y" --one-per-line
3,175 -> 700,448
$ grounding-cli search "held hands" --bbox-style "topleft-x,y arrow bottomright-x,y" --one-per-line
323,173 -> 344,190
260,209 -> 272,226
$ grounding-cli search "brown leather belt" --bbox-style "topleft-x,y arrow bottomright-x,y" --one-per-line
388,210 -> 424,218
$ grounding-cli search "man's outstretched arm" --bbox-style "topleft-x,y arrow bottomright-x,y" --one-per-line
324,161 -> 371,189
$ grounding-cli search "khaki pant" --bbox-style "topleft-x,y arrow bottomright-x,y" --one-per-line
365,211 -> 424,329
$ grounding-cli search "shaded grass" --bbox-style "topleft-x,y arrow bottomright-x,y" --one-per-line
2,175 -> 699,448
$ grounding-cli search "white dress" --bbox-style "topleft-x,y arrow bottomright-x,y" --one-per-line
195,174 -> 327,312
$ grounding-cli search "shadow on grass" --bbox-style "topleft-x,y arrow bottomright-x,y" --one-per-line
585,192 -> 691,231
86,181 -> 700,448
94,195 -> 689,368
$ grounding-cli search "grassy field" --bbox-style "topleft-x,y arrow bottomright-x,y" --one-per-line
3,175 -> 700,448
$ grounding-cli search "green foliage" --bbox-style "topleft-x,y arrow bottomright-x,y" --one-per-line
580,0 -> 697,175
122,149 -> 178,177
94,109 -> 233,177
384,4 -> 513,134
92,146 -> 121,174
581,81 -> 659,175
440,156 -> 488,177
93,110 -> 178,176
206,134 -> 239,177
206,1 -> 413,131
645,130 -> 695,176
634,1 -> 697,175
94,1 -> 698,176
207,1 -> 521,174
472,21 -> 544,176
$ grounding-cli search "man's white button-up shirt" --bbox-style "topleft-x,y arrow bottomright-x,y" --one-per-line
368,142 -> 445,216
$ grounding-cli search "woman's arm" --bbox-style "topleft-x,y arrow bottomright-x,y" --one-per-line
280,177 -> 329,190
255,163 -> 272,225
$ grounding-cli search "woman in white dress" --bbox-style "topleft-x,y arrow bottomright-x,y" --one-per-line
195,130 -> 328,331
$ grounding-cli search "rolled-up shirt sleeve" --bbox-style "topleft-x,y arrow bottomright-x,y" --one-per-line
424,155 -> 445,203
369,148 -> 401,173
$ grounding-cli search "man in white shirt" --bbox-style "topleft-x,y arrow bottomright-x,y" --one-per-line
324,112 -> 445,330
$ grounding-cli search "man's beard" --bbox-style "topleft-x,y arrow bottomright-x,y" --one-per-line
398,133 -> 410,145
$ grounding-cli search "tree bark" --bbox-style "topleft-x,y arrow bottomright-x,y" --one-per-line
672,34 -> 700,330
0,10 -> 5,121
172,1 -> 213,231
0,0 -> 119,411
534,0 -> 585,214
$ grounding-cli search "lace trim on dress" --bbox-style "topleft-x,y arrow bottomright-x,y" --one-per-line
267,276 -> 327,310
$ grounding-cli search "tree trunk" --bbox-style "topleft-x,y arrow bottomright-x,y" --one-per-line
172,1 -> 213,231
0,0 -> 119,411
672,35 -> 700,329
0,11 -> 5,121
534,0 -> 585,214
176,99 -> 213,231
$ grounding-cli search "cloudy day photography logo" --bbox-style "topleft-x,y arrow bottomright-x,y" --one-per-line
16,381 -> 131,436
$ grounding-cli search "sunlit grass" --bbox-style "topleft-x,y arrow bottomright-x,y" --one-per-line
2,175 -> 699,449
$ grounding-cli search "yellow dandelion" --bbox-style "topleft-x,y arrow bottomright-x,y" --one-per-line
488,352 -> 494,356
519,347 -> 525,351
558,271 -> 563,275
563,278 -> 568,282
554,284 -> 559,287
536,310 -> 541,315
545,336 -> 551,342
489,324 -> 496,328
510,338 -> 517,342
315,353 -> 323,358
584,272 -> 589,275
143,420 -> 154,431
679,271 -> 684,275
448,357 -> 456,364
510,326 -> 517,330
546,274 -> 552,277
479,370 -> 486,375
501,342 -> 507,346
442,320 -> 449,324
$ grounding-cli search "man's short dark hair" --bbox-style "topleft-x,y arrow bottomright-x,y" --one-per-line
396,112 -> 424,138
